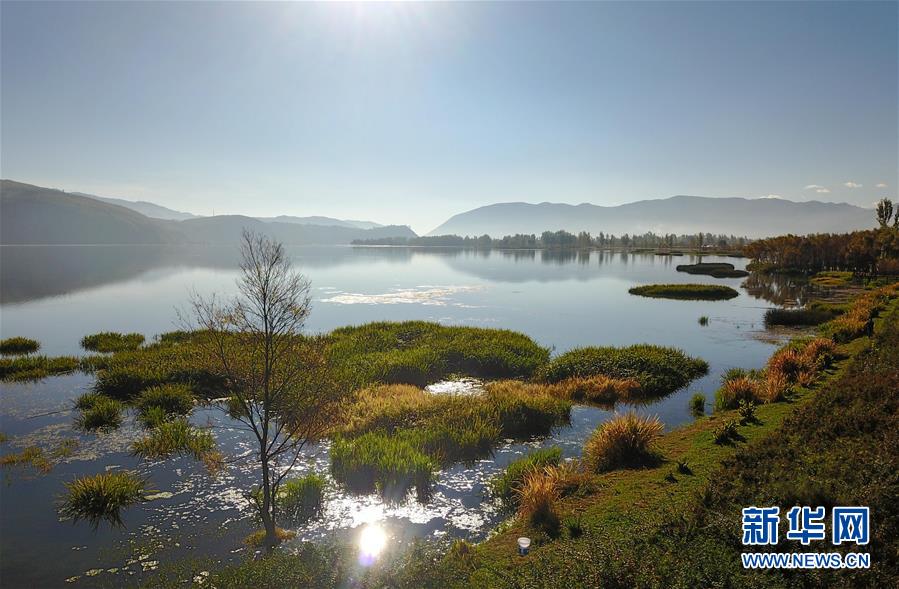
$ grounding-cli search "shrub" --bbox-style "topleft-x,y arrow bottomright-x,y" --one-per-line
689,393 -> 705,416
738,400 -> 756,424
75,397 -> 124,431
713,419 -> 739,444
628,284 -> 739,300
80,332 -> 145,353
136,384 -> 194,417
0,337 -> 40,356
132,419 -> 216,461
540,345 -> 708,398
584,412 -> 663,472
59,471 -> 145,528
279,474 -> 326,523
490,447 -> 563,508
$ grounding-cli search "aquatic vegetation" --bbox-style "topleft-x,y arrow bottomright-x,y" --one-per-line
583,412 -> 663,472
59,471 -> 146,528
0,336 -> 40,356
80,331 -> 145,353
330,432 -> 436,502
676,263 -> 748,278
539,344 -> 708,398
328,321 -> 550,386
546,375 -> 642,405
490,447 -> 563,508
628,284 -> 739,300
74,391 -> 105,410
689,393 -> 705,416
132,419 -> 216,461
0,355 -> 79,381
0,446 -> 52,473
135,384 -> 194,416
763,307 -> 832,327
75,396 -> 124,431
809,271 -> 854,287
138,405 -> 169,429
698,315 -> 709,326
278,474 -> 326,523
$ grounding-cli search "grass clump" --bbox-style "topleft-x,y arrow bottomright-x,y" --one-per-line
490,447 -> 563,508
763,307 -> 832,327
584,412 -> 663,472
279,474 -> 326,523
136,384 -> 194,417
628,284 -> 739,300
516,467 -> 562,536
132,419 -> 216,461
0,337 -> 40,356
59,471 -> 146,528
698,316 -> 709,326
0,446 -> 52,473
0,355 -> 79,381
689,393 -> 705,416
540,344 -> 708,398
714,376 -> 760,411
75,396 -> 124,431
546,375 -> 642,405
713,418 -> 739,444
244,527 -> 297,548
80,331 -> 145,353
330,432 -> 436,502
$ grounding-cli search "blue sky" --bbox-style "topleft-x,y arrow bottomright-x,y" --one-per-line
1,1 -> 896,233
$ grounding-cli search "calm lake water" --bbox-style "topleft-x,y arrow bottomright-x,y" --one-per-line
0,245 -> 804,586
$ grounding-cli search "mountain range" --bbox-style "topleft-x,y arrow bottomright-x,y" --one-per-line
428,197 -> 875,238
0,180 -> 415,245
1,180 -> 878,245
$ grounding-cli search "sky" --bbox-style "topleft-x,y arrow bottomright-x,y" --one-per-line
1,1 -> 897,234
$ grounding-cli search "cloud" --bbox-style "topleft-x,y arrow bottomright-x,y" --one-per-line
759,194 -> 782,199
843,181 -> 862,188
876,182 -> 888,188
803,184 -> 831,193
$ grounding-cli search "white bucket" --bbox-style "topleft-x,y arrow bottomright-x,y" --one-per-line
517,537 -> 531,556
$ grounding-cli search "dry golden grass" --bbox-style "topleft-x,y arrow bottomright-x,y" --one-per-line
715,377 -> 760,410
548,375 -> 643,404
515,466 -> 562,531
583,412 -> 663,472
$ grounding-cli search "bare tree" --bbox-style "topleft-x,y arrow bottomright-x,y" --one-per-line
189,230 -> 345,550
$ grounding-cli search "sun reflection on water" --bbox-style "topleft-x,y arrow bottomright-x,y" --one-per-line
358,523 -> 388,566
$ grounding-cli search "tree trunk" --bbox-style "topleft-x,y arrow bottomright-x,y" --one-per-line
261,458 -> 277,551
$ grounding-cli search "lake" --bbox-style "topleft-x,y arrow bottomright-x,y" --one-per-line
0,245 -> 803,586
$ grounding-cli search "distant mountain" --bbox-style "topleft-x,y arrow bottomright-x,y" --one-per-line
256,215 -> 383,230
1,180 -> 183,244
1,180 -> 416,245
428,196 -> 875,239
72,191 -> 198,221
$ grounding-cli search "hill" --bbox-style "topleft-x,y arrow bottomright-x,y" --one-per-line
257,215 -> 383,229
429,196 -> 875,238
72,192 -> 198,221
0,180 -> 416,245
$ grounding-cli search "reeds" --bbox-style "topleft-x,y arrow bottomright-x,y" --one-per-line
0,355 -> 79,381
74,396 -> 124,431
764,308 -> 832,327
59,471 -> 146,528
330,432 -> 435,502
135,384 -> 194,417
547,375 -> 642,405
132,419 -> 216,461
583,412 -> 663,472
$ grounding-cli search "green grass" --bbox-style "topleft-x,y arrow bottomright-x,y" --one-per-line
80,331 -> 145,353
583,412 -> 664,472
0,355 -> 80,381
689,393 -> 705,416
628,283 -> 739,300
328,321 -> 550,386
490,447 -> 563,508
539,344 -> 708,398
59,471 -> 146,528
135,384 -> 194,417
74,396 -> 124,431
697,315 -> 709,326
279,474 -> 326,523
330,432 -> 436,502
0,337 -> 40,356
132,419 -> 216,461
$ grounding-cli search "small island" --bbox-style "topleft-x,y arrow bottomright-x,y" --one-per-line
675,262 -> 749,278
628,283 -> 740,300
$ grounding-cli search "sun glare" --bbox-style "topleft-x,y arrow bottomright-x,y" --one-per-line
358,523 -> 388,565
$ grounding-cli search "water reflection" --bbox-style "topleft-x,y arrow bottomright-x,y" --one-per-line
741,272 -> 814,307
358,523 -> 388,566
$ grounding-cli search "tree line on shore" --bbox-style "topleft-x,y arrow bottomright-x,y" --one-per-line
744,198 -> 899,275
353,230 -> 749,250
